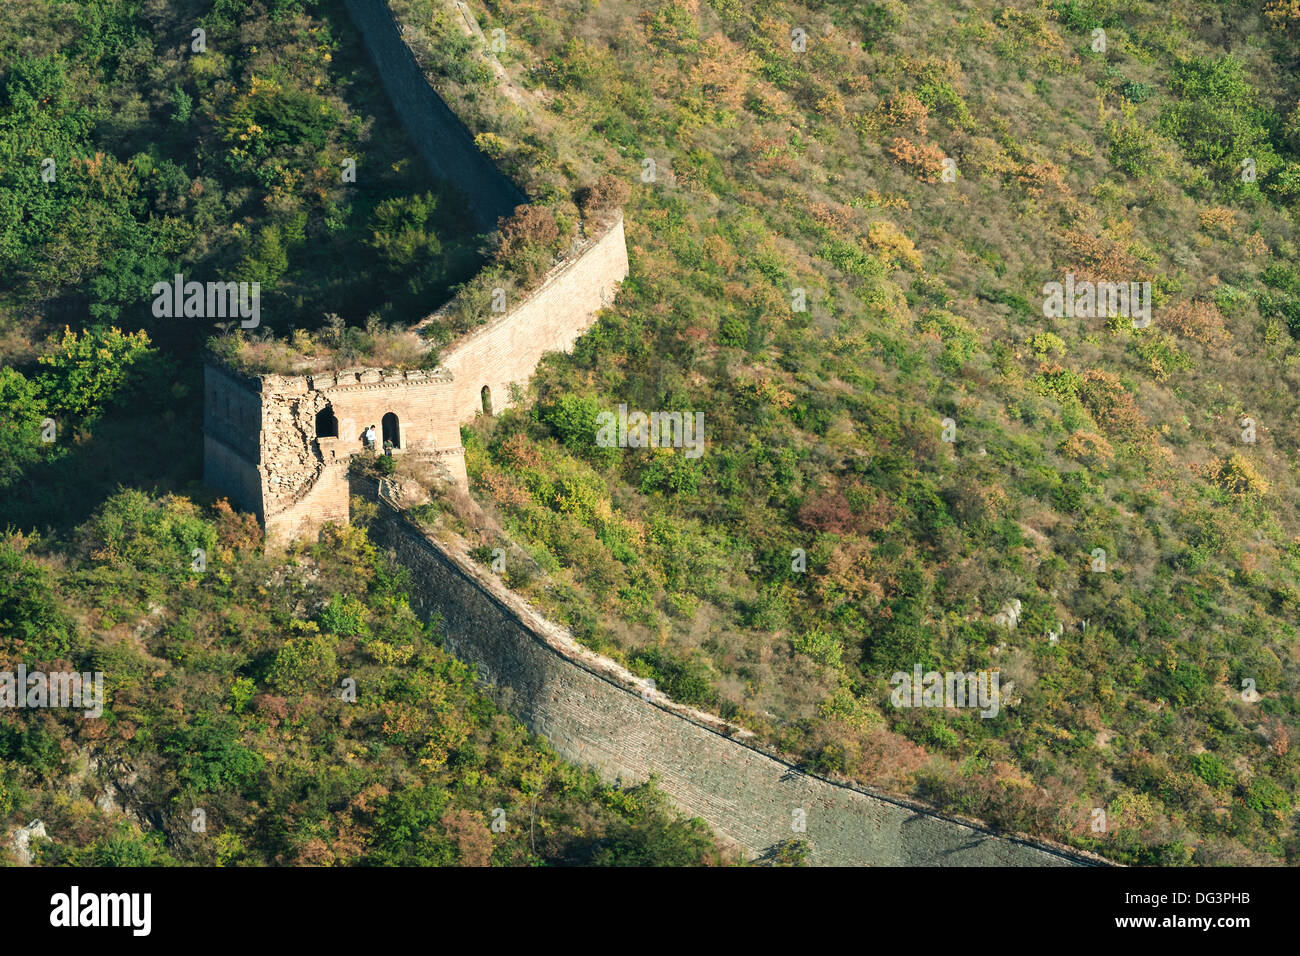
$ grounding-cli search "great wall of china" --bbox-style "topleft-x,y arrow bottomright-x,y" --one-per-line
203,210 -> 628,550
202,0 -> 1106,866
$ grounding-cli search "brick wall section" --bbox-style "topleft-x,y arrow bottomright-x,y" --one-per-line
204,364 -> 266,517
359,480 -> 1104,867
343,0 -> 526,231
268,461 -> 352,549
438,213 -> 629,422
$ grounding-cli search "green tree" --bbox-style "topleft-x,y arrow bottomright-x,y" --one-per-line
238,223 -> 290,288
268,632 -> 339,695
36,326 -> 154,424
91,490 -> 217,576
164,716 -> 265,795
0,540 -> 75,661
0,368 -> 48,487
590,814 -> 716,865
539,393 -> 603,455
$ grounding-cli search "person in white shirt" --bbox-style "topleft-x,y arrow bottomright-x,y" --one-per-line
364,425 -> 377,450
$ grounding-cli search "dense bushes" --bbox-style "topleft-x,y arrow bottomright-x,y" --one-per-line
0,493 -> 723,866
0,0 -> 483,352
0,540 -> 76,662
446,0 -> 1300,864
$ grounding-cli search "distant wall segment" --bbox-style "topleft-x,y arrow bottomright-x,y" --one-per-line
438,213 -> 629,422
343,0 -> 526,231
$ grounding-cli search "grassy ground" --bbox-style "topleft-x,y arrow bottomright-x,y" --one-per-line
404,0 -> 1300,864
0,0 -> 728,867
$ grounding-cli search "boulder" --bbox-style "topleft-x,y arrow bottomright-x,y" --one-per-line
9,820 -> 48,865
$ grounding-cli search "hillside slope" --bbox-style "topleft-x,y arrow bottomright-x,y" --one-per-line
407,0 -> 1300,865
0,0 -> 725,868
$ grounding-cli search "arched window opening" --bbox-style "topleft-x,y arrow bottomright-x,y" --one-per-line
381,412 -> 401,451
315,405 -> 338,439
481,385 -> 493,416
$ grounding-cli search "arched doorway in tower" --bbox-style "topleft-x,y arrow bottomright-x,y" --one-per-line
381,412 -> 401,451
315,405 -> 338,439
481,385 -> 493,416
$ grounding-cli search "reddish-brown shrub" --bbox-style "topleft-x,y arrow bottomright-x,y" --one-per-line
574,173 -> 630,217
1078,369 -> 1148,437
440,808 -> 494,866
1163,299 -> 1230,346
213,498 -> 263,553
799,490 -> 854,534
497,204 -> 560,259
887,136 -> 947,183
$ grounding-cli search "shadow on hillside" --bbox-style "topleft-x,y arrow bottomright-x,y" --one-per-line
0,387 -> 205,537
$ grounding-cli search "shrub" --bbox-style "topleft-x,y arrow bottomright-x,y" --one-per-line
1059,430 -> 1114,465
268,632 -> 338,695
638,449 -> 702,496
589,810 -> 717,866
1108,108 -> 1175,180
0,368 -> 48,487
91,490 -> 218,577
791,628 -> 844,667
0,539 -> 75,661
1193,752 -> 1233,790
496,205 -> 563,286
1027,331 -> 1067,358
1242,776 -> 1291,822
538,393 -> 603,456
213,499 -> 263,553
1205,453 -> 1269,498
164,716 -> 265,795
887,136 -> 947,182
1077,369 -> 1147,437
917,309 -> 978,372
767,837 -> 812,866
718,315 -> 747,347
867,221 -> 922,269
630,647 -> 717,708
317,595 -> 369,638
1119,80 -> 1153,103
368,193 -> 446,278
799,490 -> 855,534
1159,55 -> 1279,186
575,174 -> 630,218
36,326 -> 154,424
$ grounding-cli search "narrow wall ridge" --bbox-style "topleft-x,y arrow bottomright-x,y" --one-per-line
343,0 -> 526,230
